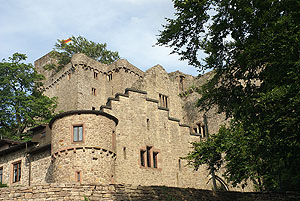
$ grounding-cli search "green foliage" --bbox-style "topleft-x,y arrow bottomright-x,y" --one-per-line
0,53 -> 57,140
0,183 -> 8,188
84,196 -> 90,201
158,0 -> 300,192
45,36 -> 120,72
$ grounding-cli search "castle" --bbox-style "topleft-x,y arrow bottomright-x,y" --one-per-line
0,52 -> 238,190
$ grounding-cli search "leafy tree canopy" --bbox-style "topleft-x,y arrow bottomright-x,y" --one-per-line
158,0 -> 300,192
0,53 -> 57,141
45,36 -> 120,72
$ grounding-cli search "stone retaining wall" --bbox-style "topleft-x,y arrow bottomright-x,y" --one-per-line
0,184 -> 299,201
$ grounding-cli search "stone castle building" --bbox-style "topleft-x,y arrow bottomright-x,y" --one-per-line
0,53 -> 238,190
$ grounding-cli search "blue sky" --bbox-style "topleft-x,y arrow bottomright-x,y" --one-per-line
0,0 -> 204,76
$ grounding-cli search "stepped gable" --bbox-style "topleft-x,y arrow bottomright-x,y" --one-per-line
100,88 -> 190,129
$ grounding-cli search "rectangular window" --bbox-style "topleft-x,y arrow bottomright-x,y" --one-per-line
92,88 -> 96,96
12,162 -> 21,183
107,74 -> 112,81
92,107 -> 95,110
0,167 -> 3,183
94,72 -> 98,79
153,152 -> 158,168
140,150 -> 146,167
75,171 -> 81,182
73,125 -> 83,142
146,146 -> 152,168
159,94 -> 168,108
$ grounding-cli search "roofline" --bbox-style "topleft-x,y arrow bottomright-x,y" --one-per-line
0,141 -> 36,156
49,110 -> 118,128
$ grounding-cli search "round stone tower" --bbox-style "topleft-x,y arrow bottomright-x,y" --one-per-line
49,110 -> 118,184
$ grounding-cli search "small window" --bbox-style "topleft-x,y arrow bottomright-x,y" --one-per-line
0,167 -> 3,183
140,147 -> 159,169
75,171 -> 81,182
12,161 -> 21,183
123,147 -> 127,159
159,94 -> 168,108
153,152 -> 158,168
146,146 -> 152,167
146,118 -> 150,130
92,107 -> 95,110
94,72 -> 98,79
140,150 -> 146,167
92,88 -> 96,96
73,125 -> 83,142
107,74 -> 112,81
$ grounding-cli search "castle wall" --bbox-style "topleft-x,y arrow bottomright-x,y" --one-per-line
0,184 -> 297,201
100,89 -> 213,189
50,111 -> 118,184
0,149 -> 29,186
132,65 -> 185,121
30,150 -> 53,185
42,63 -> 78,112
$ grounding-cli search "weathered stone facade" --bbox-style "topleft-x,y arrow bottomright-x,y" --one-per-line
0,52 -> 246,192
0,184 -> 299,201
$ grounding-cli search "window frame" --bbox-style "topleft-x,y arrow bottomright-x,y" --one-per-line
92,87 -> 96,96
11,160 -> 21,183
159,94 -> 168,108
72,124 -> 84,143
75,171 -> 82,183
93,71 -> 99,80
139,146 -> 160,170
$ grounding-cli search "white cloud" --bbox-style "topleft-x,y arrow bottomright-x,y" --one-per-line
0,0 -> 202,75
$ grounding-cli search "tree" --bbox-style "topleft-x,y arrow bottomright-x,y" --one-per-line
0,53 -> 57,140
45,36 -> 120,72
158,0 -> 300,191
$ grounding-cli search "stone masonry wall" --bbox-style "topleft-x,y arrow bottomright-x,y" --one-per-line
50,111 -> 117,184
0,149 -> 28,186
100,89 -> 213,189
0,184 -> 298,201
0,149 -> 52,186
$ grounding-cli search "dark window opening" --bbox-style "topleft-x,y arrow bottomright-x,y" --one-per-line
76,171 -> 81,182
123,147 -> 127,159
146,146 -> 152,167
94,72 -> 98,79
179,159 -> 181,171
107,74 -> 112,81
147,118 -> 150,130
73,125 -> 83,142
92,88 -> 96,96
159,94 -> 168,108
153,152 -> 158,168
92,107 -> 95,110
140,150 -> 146,167
13,162 -> 21,183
